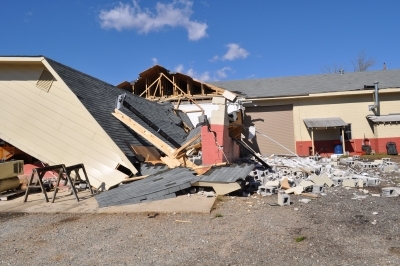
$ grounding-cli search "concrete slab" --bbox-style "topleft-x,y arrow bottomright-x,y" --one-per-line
0,190 -> 215,214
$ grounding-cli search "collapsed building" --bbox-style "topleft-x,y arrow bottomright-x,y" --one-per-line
1,57 -> 399,207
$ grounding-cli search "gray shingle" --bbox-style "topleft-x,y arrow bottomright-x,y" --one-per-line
199,164 -> 254,183
45,57 -> 189,165
95,167 -> 199,207
210,69 -> 400,99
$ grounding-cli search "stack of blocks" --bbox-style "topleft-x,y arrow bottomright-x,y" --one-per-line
201,97 -> 240,164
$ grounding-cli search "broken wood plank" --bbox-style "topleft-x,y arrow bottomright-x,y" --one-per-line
112,109 -> 176,157
161,156 -> 181,168
301,193 -> 320,198
172,133 -> 201,157
192,162 -> 228,170
131,146 -> 161,162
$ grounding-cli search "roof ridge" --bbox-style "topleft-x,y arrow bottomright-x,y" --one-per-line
44,56 -> 115,88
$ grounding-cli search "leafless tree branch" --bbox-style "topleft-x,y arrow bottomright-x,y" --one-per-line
351,50 -> 375,72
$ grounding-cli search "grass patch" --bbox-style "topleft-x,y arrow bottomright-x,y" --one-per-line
215,213 -> 223,218
295,236 -> 306,242
216,195 -> 225,201
361,154 -> 398,160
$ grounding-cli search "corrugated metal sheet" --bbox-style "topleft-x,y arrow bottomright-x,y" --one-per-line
367,115 -> 400,123
243,105 -> 295,155
303,117 -> 347,128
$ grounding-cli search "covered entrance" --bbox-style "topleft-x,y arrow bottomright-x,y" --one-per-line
303,117 -> 348,156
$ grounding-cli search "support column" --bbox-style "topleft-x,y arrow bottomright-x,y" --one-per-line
311,129 -> 315,156
201,97 -> 239,164
341,128 -> 346,155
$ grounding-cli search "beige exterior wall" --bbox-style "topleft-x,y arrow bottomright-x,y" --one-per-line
0,59 -> 137,189
248,89 -> 400,154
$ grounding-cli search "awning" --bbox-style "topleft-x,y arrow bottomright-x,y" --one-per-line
303,117 -> 347,129
367,114 -> 400,123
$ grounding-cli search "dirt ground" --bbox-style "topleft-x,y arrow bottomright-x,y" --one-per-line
1,155 -> 399,265
1,183 -> 400,265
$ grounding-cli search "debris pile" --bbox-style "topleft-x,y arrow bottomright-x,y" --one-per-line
251,155 -> 400,200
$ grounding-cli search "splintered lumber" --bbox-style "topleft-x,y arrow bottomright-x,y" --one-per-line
131,145 -> 161,162
112,109 -> 199,170
172,133 -> 201,157
192,163 -> 228,170
161,156 -> 181,168
112,109 -> 176,157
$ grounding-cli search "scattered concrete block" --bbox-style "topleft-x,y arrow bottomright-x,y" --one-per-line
222,90 -> 237,102
265,186 -> 276,194
367,177 -> 380,186
343,179 -> 356,188
265,180 -> 280,187
382,187 -> 399,197
332,177 -> 344,186
285,186 -> 303,195
310,174 -> 323,185
211,96 -> 226,105
299,198 -> 311,204
278,192 -> 290,206
383,164 -> 399,172
312,184 -> 324,193
299,180 -> 314,189
258,186 -> 276,196
320,175 -> 334,187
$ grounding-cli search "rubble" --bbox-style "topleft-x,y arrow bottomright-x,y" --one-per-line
253,154 -> 400,202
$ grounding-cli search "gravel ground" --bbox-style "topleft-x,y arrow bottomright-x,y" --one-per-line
1,160 -> 400,265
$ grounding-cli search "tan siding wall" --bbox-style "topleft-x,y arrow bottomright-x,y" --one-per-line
0,63 -> 136,189
244,105 -> 295,155
296,92 -> 400,141
250,90 -> 400,153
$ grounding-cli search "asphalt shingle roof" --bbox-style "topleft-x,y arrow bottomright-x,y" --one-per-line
199,164 -> 254,183
210,69 -> 400,98
45,57 -> 188,162
95,167 -> 198,207
140,163 -> 169,176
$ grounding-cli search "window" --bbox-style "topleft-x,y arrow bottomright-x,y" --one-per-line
344,124 -> 352,140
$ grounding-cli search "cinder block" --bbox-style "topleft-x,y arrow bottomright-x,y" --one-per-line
332,177 -> 344,186
342,179 -> 356,187
382,187 -> 399,197
278,192 -> 290,206
210,116 -> 229,126
312,184 -> 324,193
367,177 -> 380,186
222,90 -> 237,102
383,165 -> 399,172
212,96 -> 226,105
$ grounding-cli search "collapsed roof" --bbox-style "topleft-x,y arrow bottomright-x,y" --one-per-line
0,56 -> 192,189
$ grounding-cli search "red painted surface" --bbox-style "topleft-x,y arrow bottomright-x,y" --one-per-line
296,137 -> 400,156
201,124 -> 240,164
23,163 -> 59,180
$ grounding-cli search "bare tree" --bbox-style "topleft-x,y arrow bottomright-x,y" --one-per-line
322,63 -> 345,74
351,50 -> 375,72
